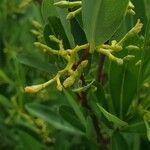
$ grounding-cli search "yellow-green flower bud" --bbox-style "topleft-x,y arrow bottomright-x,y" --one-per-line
24,84 -> 44,93
63,76 -> 75,88
77,60 -> 88,71
31,20 -> 42,29
128,1 -> 135,10
66,8 -> 82,20
57,84 -> 63,91
127,9 -> 135,15
135,60 -> 142,66
19,0 -> 32,9
116,58 -> 124,65
126,45 -> 140,51
54,1 -> 82,8
123,55 -> 135,62
132,19 -> 143,34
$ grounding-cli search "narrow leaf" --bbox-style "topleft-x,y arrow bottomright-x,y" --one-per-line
41,0 -> 57,22
111,131 -> 129,150
0,95 -> 11,108
59,105 -> 85,132
44,16 -> 70,49
63,90 -> 86,127
109,36 -> 143,118
54,0 -> 75,47
17,53 -> 58,74
0,69 -> 13,84
26,103 -> 84,135
140,20 -> 150,82
97,104 -> 128,127
122,122 -> 146,134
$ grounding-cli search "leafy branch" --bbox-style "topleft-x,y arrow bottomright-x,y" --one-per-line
25,19 -> 143,93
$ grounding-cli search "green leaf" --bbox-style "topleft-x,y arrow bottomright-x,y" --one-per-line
70,18 -> 87,45
25,103 -> 84,135
59,105 -> 85,132
41,0 -> 57,22
0,69 -> 13,84
111,131 -> 129,150
43,16 -> 70,49
88,91 -> 102,118
63,90 -> 86,127
122,122 -> 146,134
17,52 -> 58,74
82,0 -> 129,51
140,20 -> 150,82
0,95 -> 11,108
41,0 -> 74,47
18,130 -> 42,150
132,0 -> 147,33
16,119 -> 41,142
144,120 -> 150,141
109,35 -> 143,118
54,0 -> 75,47
145,0 -> 150,19
95,82 -> 108,109
85,116 -> 96,140
97,104 -> 128,128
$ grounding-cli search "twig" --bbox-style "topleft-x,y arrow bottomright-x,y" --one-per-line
97,54 -> 106,83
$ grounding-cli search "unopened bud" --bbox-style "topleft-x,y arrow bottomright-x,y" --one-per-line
128,1 -> 135,9
54,1 -> 81,8
66,12 -> 75,20
49,35 -> 60,43
25,84 -> 43,93
132,19 -> 143,34
123,55 -> 135,61
116,58 -> 124,65
127,9 -> 135,15
19,0 -> 32,9
30,29 -> 41,36
63,76 -> 75,88
31,20 -> 42,29
78,60 -> 88,69
135,60 -> 142,66
109,53 -> 123,65
126,45 -> 140,51
57,84 -> 63,91
66,8 -> 82,20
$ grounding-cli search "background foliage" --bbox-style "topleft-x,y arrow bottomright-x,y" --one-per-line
0,0 -> 150,150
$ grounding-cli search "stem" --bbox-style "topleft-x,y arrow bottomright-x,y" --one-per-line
54,1 -> 82,8
77,65 -> 109,149
67,7 -> 82,20
73,47 -> 90,70
97,54 -> 106,83
34,42 -> 59,55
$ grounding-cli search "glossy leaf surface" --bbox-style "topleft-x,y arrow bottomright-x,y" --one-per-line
82,0 -> 129,51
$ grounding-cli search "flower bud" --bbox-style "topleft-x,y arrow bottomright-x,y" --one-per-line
54,1 -> 81,8
128,1 -> 135,10
66,12 -> 75,20
57,84 -> 63,91
132,19 -> 143,34
123,55 -> 135,62
126,45 -> 140,51
77,60 -> 88,71
116,58 -> 123,65
31,20 -> 42,29
63,76 -> 75,88
24,84 -> 43,93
